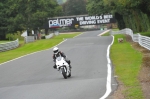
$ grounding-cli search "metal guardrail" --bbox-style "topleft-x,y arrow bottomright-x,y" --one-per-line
0,39 -> 19,52
24,31 -> 59,43
54,31 -> 59,35
139,35 -> 150,50
45,33 -> 54,39
45,31 -> 59,39
24,36 -> 35,43
0,31 -> 60,52
111,28 -> 150,50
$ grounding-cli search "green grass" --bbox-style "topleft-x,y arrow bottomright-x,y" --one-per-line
112,28 -> 119,31
0,33 -> 80,64
102,32 -> 110,36
0,40 -> 24,44
110,34 -> 144,99
0,41 -> 10,43
140,31 -> 150,37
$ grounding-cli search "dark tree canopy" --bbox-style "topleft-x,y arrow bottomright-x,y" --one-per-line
57,0 -> 67,4
0,0 -> 62,39
86,0 -> 150,32
62,0 -> 87,16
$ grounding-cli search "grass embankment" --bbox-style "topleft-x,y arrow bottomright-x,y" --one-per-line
0,41 -> 10,43
0,33 -> 80,64
140,31 -> 150,37
110,34 -> 144,99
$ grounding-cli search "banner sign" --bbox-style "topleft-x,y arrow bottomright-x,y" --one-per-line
48,14 -> 116,28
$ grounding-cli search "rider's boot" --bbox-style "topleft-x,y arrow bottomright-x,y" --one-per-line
69,64 -> 72,69
53,65 -> 57,69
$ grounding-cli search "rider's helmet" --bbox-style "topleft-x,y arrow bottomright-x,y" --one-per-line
53,47 -> 59,55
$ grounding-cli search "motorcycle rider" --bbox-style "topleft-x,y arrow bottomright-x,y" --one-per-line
53,47 -> 71,69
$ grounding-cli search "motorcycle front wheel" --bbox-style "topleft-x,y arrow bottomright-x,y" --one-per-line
61,68 -> 67,79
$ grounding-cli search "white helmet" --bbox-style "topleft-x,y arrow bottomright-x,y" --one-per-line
53,47 -> 59,54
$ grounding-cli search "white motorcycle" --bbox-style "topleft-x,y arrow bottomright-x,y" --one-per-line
55,56 -> 71,79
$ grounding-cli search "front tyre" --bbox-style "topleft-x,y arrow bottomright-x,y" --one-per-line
61,68 -> 67,79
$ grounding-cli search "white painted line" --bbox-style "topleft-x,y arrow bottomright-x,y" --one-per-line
98,30 -> 110,36
73,32 -> 83,38
0,39 -> 68,66
100,36 -> 114,99
53,39 -> 67,47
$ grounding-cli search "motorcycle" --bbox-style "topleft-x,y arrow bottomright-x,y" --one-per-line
55,56 -> 71,79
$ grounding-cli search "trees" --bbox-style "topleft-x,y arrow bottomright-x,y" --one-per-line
86,0 -> 150,32
8,0 -> 62,34
62,0 -> 87,16
0,1 -> 9,39
86,0 -> 111,15
57,0 -> 67,4
0,0 -> 62,39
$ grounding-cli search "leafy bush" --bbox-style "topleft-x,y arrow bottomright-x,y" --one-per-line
6,31 -> 24,41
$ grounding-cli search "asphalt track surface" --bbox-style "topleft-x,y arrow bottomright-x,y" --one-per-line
0,30 -> 117,99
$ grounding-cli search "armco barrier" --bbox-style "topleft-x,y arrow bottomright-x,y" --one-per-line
0,39 -> 19,52
111,28 -> 150,50
45,33 -> 54,39
24,36 -> 35,43
45,32 -> 59,39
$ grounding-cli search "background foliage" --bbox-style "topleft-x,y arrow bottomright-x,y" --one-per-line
57,0 -> 67,4
0,0 -> 62,40
86,0 -> 150,33
61,0 -> 87,16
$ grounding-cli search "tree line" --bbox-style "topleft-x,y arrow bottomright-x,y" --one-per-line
61,0 -> 87,16
57,0 -> 67,5
0,0 -> 88,40
2,0 -> 148,39
86,0 -> 150,33
0,0 -> 62,39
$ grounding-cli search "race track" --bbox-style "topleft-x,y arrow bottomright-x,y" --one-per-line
0,30 -> 117,99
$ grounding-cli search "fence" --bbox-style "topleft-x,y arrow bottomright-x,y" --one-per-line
24,36 -> 35,43
24,31 -> 59,43
45,33 -> 54,39
111,28 -> 150,50
45,31 -> 59,39
0,31 -> 60,52
0,39 -> 19,52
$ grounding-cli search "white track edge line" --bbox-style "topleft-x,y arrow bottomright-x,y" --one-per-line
73,32 -> 83,38
98,30 -> 110,36
99,36 -> 114,99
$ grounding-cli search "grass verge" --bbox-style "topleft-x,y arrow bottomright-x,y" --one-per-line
0,33 -> 80,64
110,34 -> 144,99
102,31 -> 110,36
0,41 -> 10,43
140,31 -> 150,37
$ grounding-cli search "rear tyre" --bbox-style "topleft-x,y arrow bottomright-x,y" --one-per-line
61,68 -> 67,79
